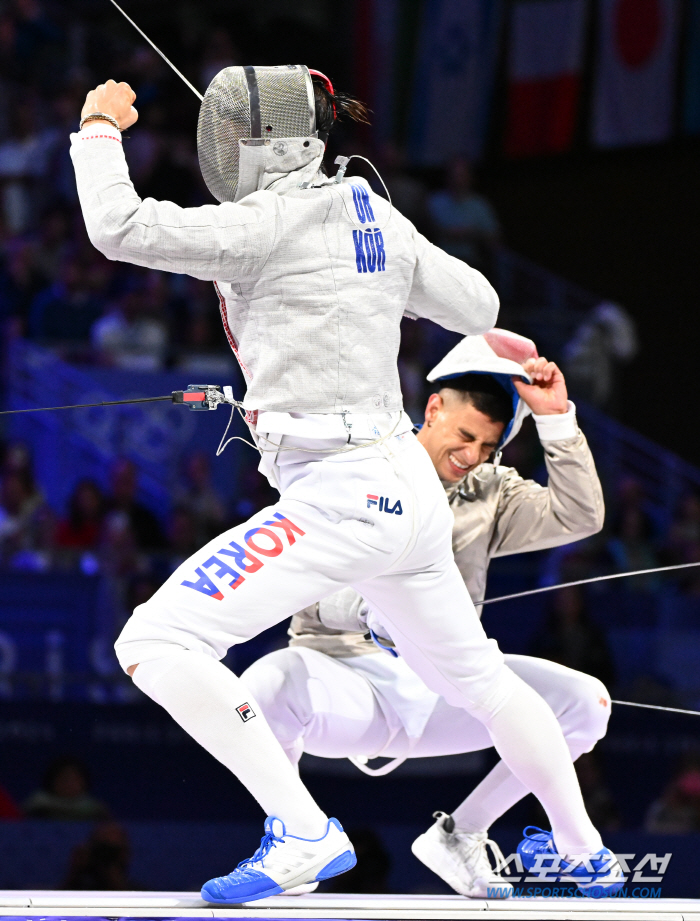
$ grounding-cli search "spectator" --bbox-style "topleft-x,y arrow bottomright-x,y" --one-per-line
175,451 -> 227,545
167,505 -> 200,563
530,586 -> 616,688
31,204 -> 72,286
64,821 -> 138,890
55,479 -> 104,550
376,143 -> 429,236
606,506 -> 660,592
105,459 -> 165,551
0,780 -> 21,819
91,274 -> 168,371
663,492 -> 700,564
563,302 -> 638,412
606,477 -> 660,592
0,471 -> 48,564
24,755 -> 110,820
175,311 -> 235,377
646,756 -> 700,834
200,28 -> 239,90
427,156 -> 500,274
28,251 -> 104,345
662,492 -> 700,595
575,752 -> 621,832
0,98 -> 55,233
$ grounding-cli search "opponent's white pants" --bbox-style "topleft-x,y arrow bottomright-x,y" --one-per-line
242,648 -> 610,765
242,647 -> 611,830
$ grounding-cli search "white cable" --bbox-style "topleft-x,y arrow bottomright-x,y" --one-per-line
334,155 -> 393,231
215,402 -> 405,458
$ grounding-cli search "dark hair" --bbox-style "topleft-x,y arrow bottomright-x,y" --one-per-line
312,77 -> 371,140
439,373 -> 513,426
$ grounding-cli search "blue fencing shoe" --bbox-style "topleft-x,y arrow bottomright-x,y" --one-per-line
517,826 -> 625,897
201,816 -> 356,904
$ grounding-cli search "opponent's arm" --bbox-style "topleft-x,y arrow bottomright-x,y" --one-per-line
70,81 -> 275,280
404,226 -> 499,335
490,358 -> 604,556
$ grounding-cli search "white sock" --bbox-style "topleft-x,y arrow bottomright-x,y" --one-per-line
132,650 -> 328,839
477,672 -> 603,857
452,744 -> 590,837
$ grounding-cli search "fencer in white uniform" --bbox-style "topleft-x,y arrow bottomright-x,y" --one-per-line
243,331 -> 613,897
70,72 -> 618,900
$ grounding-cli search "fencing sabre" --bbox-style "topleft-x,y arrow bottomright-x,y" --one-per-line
474,563 -> 700,719
476,561 -> 700,608
105,0 -> 203,101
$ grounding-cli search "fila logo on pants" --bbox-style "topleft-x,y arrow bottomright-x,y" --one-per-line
366,494 -> 403,515
236,702 -> 256,722
180,512 -> 305,600
351,184 -> 386,274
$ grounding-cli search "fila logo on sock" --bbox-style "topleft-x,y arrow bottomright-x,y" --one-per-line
366,494 -> 403,515
236,702 -> 256,722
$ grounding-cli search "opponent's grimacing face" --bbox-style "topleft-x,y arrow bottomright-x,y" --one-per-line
416,392 -> 506,483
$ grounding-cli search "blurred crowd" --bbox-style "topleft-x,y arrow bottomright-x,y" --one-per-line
2,0 -> 693,860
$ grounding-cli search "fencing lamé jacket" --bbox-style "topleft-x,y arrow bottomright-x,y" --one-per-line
70,127 -> 498,415
289,403 -> 605,657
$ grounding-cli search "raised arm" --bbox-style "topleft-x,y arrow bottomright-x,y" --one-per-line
405,227 -> 499,334
490,358 -> 604,556
70,80 -> 275,280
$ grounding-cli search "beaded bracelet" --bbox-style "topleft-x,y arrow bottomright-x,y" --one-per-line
79,112 -> 120,132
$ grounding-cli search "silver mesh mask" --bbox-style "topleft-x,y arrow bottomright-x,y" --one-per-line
197,64 -> 317,203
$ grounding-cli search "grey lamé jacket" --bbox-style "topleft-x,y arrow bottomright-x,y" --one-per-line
70,131 -> 498,414
289,409 -> 604,657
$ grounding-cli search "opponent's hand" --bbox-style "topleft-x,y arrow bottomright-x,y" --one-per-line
81,80 -> 138,131
513,357 -> 568,415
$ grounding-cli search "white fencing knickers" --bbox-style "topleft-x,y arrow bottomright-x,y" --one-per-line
115,428 -> 509,715
115,425 -> 603,855
241,648 -> 612,768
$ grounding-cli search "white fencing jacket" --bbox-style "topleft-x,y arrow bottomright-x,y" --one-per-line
70,125 -> 498,416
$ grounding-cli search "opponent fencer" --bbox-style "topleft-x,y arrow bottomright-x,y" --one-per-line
71,71 -> 619,900
243,331 -> 619,897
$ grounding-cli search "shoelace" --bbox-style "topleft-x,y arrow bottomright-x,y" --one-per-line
237,828 -> 285,870
457,832 -> 510,878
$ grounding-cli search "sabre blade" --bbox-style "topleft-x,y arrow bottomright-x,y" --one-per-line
613,700 -> 700,717
106,0 -> 203,101
475,561 -> 700,607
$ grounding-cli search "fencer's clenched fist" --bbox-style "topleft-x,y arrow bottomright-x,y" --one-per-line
512,356 -> 568,415
81,79 -> 138,131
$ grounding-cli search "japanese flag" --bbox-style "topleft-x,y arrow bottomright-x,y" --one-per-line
592,0 -> 681,147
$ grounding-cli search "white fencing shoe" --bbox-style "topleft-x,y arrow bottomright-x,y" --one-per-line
201,816 -> 355,903
411,812 -> 513,898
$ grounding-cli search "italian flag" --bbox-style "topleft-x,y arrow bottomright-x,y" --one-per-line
504,0 -> 588,157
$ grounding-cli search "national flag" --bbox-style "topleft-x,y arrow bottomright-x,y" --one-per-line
592,0 -> 681,148
408,0 -> 503,165
504,0 -> 588,158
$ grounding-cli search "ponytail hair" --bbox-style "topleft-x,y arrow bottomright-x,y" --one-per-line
312,76 -> 371,140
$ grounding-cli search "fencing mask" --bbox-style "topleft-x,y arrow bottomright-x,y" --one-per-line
197,64 -> 324,203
